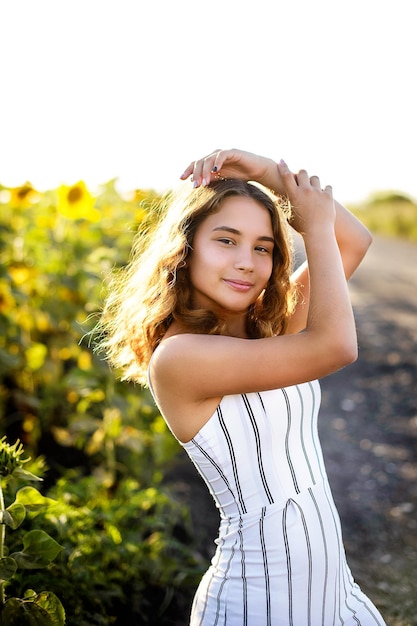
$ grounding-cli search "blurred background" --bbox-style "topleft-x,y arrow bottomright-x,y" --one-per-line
1,1 -> 416,624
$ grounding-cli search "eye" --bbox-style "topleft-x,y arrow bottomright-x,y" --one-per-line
217,238 -> 235,246
255,245 -> 272,254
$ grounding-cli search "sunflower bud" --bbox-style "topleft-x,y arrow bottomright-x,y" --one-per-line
0,437 -> 30,477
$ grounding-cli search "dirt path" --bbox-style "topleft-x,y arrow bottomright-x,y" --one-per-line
318,235 -> 417,624
320,235 -> 417,537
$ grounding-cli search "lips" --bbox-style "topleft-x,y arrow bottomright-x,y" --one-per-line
223,279 -> 254,292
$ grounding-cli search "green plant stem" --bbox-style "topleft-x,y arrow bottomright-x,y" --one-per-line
0,480 -> 5,604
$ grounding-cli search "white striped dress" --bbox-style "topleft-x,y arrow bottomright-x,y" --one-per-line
181,381 -> 386,626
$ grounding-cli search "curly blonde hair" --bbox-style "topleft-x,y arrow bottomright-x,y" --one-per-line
95,179 -> 297,385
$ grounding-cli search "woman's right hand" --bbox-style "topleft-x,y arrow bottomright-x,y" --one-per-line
180,148 -> 281,191
277,160 -> 335,236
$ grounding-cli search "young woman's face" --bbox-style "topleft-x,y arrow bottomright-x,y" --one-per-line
188,195 -> 275,324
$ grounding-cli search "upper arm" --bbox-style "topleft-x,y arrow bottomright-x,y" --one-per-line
286,210 -> 373,335
150,331 -> 354,406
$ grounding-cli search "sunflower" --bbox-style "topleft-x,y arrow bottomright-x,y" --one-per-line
57,181 -> 100,221
9,183 -> 39,209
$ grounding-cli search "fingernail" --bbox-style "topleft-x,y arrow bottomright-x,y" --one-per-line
202,178 -> 208,187
212,165 -> 218,173
279,159 -> 287,166
193,180 -> 199,188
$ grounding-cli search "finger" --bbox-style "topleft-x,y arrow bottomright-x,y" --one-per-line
211,149 -> 224,174
181,150 -> 220,187
277,159 -> 297,193
210,148 -> 237,174
295,169 -> 310,186
179,161 -> 195,180
309,175 -> 321,188
201,153 -> 219,186
201,148 -> 227,186
324,184 -> 333,196
179,157 -> 210,186
191,157 -> 209,187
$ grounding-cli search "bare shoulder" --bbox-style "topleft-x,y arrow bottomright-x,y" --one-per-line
150,333 -> 253,398
149,334 -> 224,442
149,333 -> 226,406
150,329 -> 341,402
149,330 -> 354,441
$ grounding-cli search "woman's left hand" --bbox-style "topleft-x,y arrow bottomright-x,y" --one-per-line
180,148 -> 282,191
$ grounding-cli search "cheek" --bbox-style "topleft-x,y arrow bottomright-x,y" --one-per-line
263,258 -> 274,283
191,245 -> 223,272
262,267 -> 274,292
187,250 -> 211,284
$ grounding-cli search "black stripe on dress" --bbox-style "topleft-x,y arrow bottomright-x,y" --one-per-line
308,382 -> 326,481
238,516 -> 248,626
323,482 -> 366,624
214,533 -> 236,626
292,499 -> 313,626
348,588 -> 385,626
282,389 -> 301,494
243,394 -> 274,504
197,518 -> 231,626
259,506 -> 271,626
283,498 -> 313,626
282,501 -> 293,625
191,438 -> 234,518
296,385 -> 316,484
309,487 -> 329,624
218,405 -> 247,514
322,480 -> 348,623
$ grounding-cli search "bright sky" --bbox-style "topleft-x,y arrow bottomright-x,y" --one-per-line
1,0 -> 416,204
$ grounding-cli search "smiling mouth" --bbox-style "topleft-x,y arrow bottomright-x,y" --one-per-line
224,279 -> 254,291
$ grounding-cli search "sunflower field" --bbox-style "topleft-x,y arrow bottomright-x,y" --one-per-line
0,180 -> 204,625
1,178 -> 416,625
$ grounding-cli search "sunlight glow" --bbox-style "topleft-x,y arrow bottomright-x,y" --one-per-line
1,0 -> 416,204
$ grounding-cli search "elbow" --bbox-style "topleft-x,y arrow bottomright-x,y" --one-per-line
333,339 -> 358,370
319,332 -> 358,372
359,227 -> 373,258
342,341 -> 358,366
307,327 -> 358,374
364,228 -> 373,251
354,225 -> 373,262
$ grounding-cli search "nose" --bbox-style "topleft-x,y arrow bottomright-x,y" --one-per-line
234,248 -> 255,272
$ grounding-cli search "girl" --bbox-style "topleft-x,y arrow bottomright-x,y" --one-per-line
98,149 -> 386,625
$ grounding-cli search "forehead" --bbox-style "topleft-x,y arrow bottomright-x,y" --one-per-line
202,195 -> 273,233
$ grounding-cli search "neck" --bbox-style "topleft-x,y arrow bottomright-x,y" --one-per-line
223,315 -> 248,339
163,312 -> 249,341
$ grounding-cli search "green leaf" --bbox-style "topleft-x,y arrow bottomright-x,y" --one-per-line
0,597 -> 56,625
2,502 -> 26,529
0,556 -> 17,581
12,467 -> 42,482
10,530 -> 64,569
32,591 -> 66,625
14,486 -> 56,514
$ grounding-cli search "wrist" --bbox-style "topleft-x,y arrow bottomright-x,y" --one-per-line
257,160 -> 285,195
302,223 -> 335,243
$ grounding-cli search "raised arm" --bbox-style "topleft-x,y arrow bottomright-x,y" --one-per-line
180,148 -> 284,191
286,199 -> 372,334
181,148 -> 372,335
152,159 -> 358,440
157,163 -> 357,395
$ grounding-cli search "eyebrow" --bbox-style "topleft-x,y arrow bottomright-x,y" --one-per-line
212,226 -> 275,244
